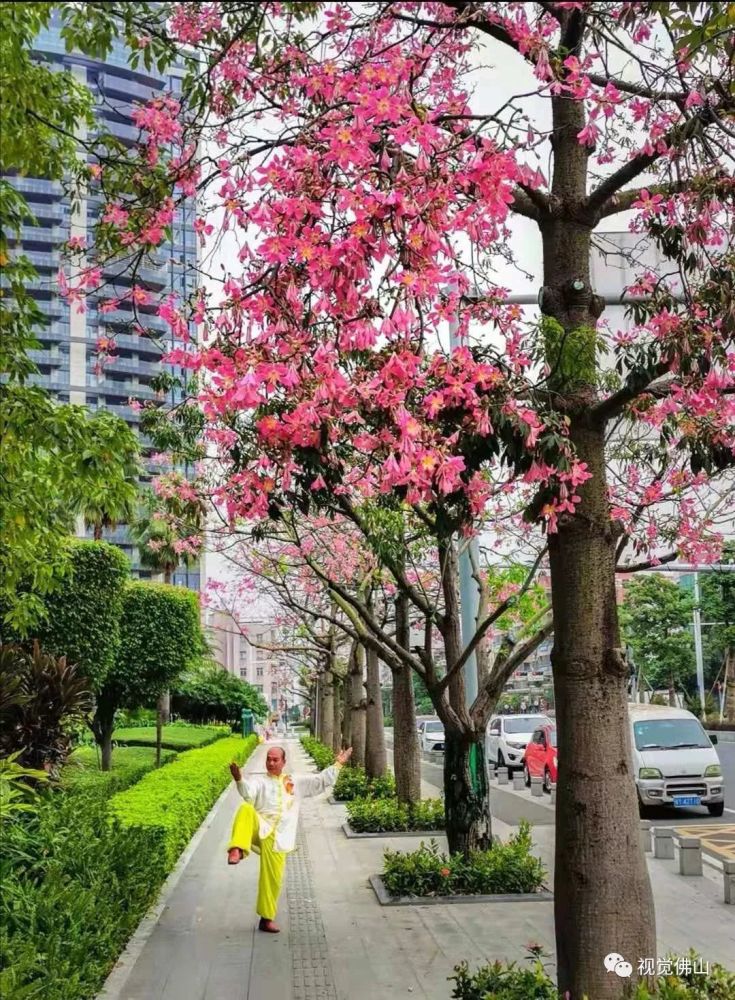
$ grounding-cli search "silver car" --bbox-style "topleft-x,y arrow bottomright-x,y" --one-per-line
420,719 -> 445,753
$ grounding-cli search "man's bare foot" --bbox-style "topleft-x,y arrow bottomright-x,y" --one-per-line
227,847 -> 243,865
258,917 -> 280,933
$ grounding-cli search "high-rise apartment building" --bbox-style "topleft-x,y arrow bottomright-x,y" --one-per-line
7,18 -> 199,586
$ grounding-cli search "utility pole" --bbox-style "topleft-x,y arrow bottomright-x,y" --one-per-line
448,301 -> 480,711
693,573 -> 705,716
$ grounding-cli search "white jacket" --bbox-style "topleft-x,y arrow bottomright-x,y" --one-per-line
236,764 -> 340,853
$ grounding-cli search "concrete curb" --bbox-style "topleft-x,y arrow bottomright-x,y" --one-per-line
342,822 -> 443,839
368,874 -> 553,907
96,779 -> 234,1000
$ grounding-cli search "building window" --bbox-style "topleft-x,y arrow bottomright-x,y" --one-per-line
256,666 -> 264,678
239,668 -> 248,679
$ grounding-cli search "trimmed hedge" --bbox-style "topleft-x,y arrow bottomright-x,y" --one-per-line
382,823 -> 545,898
113,723 -> 230,750
62,745 -> 177,796
334,764 -> 396,802
346,796 -> 444,833
450,953 -> 735,1000
110,735 -> 257,864
300,735 -> 335,770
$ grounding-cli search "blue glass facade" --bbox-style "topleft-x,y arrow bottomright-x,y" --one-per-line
7,21 -> 199,588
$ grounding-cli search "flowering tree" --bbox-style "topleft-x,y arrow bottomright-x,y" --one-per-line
68,3 -> 735,996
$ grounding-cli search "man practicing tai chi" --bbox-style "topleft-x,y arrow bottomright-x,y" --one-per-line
227,744 -> 352,933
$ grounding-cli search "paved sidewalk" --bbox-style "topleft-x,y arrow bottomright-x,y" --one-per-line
100,738 -> 735,1000
100,740 -> 337,1000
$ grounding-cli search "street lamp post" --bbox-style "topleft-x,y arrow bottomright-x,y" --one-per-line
447,301 -> 480,711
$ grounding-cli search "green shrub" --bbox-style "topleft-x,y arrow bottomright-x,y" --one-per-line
61,745 -> 177,796
381,822 -> 545,898
0,753 -> 49,822
26,541 -> 130,691
113,723 -> 230,750
110,735 -> 257,865
346,796 -> 444,833
450,955 -> 557,1000
300,735 -> 335,770
333,764 -> 396,801
449,952 -> 735,1000
0,786 -> 165,1000
0,641 -> 93,769
114,707 -> 157,728
173,661 -> 268,725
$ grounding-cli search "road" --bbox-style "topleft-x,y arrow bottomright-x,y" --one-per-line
386,730 -> 735,825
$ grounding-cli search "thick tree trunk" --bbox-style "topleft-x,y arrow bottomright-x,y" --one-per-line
364,646 -> 387,777
349,642 -> 366,768
540,81 -> 656,995
332,675 -> 342,753
320,670 -> 334,748
443,730 -> 491,854
393,594 -> 421,803
547,414 -> 655,997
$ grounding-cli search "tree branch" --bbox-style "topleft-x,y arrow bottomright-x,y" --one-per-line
616,551 -> 679,573
470,615 -> 554,726
435,547 -> 547,696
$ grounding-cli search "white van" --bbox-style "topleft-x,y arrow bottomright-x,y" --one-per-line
628,704 -> 725,816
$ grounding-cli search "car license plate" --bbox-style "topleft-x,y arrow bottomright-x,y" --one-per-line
673,795 -> 700,807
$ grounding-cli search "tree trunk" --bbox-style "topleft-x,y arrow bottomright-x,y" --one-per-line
93,698 -> 116,772
349,642 -> 366,768
155,695 -> 164,767
364,645 -> 387,777
436,538 -> 493,853
159,689 -> 171,724
539,80 -> 657,995
93,523 -> 103,541
392,594 -> 421,803
443,730 -> 491,854
669,674 -> 677,707
548,425 -> 656,997
332,674 -> 342,753
320,670 -> 334,748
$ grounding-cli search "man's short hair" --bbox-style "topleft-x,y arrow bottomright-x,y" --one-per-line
270,746 -> 286,761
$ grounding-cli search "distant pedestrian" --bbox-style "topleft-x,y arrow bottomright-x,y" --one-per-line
227,745 -> 352,932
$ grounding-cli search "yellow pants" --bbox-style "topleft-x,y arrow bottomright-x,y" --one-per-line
228,802 -> 287,920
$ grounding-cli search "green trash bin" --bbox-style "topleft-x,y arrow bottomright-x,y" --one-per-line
241,709 -> 254,738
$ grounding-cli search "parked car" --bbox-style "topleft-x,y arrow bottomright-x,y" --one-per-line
629,703 -> 724,816
522,724 -> 557,792
486,714 -> 550,771
416,714 -> 437,734
420,719 -> 445,753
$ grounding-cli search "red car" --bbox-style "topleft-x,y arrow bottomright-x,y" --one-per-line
523,724 -> 557,793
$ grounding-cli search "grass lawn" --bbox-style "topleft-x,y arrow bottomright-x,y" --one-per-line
112,723 -> 231,750
62,745 -> 177,795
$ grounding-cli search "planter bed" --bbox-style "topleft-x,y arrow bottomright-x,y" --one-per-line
369,874 -> 553,906
343,823 -> 445,839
